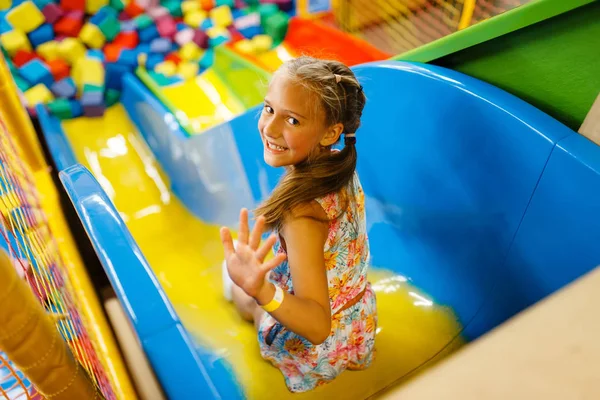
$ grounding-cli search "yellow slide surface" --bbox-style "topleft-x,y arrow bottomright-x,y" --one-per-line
160,69 -> 245,135
61,103 -> 463,399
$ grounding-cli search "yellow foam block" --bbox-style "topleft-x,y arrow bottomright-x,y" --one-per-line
57,38 -> 86,65
179,42 -> 202,61
178,62 -> 198,80
233,39 -> 255,55
72,58 -> 104,93
181,0 -> 200,14
209,5 -> 233,28
206,26 -> 229,39
86,0 -> 108,14
154,61 -> 176,76
184,10 -> 206,28
79,23 -> 106,49
0,29 -> 31,56
36,40 -> 60,61
0,0 -> 11,10
24,84 -> 54,106
252,34 -> 273,54
6,1 -> 44,33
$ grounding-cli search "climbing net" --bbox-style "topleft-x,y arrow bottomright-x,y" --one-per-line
0,115 -> 115,399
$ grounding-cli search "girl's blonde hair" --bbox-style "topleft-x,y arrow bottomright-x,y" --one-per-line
255,56 -> 366,231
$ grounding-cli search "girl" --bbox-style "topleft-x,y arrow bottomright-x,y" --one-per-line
220,56 -> 377,393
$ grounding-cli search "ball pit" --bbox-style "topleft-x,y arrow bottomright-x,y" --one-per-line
0,0 -> 291,120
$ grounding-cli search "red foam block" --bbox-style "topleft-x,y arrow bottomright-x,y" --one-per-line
13,50 -> 40,67
47,59 -> 70,81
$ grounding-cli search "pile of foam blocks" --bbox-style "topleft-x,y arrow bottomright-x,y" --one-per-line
0,0 -> 291,119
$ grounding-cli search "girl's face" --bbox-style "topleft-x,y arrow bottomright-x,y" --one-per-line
258,72 -> 342,168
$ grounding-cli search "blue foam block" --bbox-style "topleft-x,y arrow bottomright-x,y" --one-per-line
89,6 -> 118,25
117,49 -> 138,67
137,43 -> 151,55
51,77 -> 77,98
28,23 -> 55,47
86,49 -> 105,61
69,99 -> 83,117
33,0 -> 52,9
1,19 -> 13,34
139,24 -> 160,42
20,59 -> 53,87
146,53 -> 164,69
149,37 -> 171,54
200,19 -> 213,31
105,62 -> 131,90
199,48 -> 214,69
176,22 -> 187,32
232,9 -> 245,20
239,25 -> 263,39
209,35 -> 229,47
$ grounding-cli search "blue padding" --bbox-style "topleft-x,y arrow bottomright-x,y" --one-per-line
121,73 -> 254,227
36,104 -> 77,171
59,164 -> 242,400
467,133 -> 600,337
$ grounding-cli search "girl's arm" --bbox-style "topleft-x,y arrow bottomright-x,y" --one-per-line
255,203 -> 332,345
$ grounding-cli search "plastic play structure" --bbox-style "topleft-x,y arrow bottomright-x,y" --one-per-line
1,0 -> 599,399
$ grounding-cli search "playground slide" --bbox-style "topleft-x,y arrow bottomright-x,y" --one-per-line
39,60 -> 600,399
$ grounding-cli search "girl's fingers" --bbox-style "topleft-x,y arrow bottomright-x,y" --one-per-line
261,253 -> 287,274
220,227 -> 235,258
255,234 -> 278,263
238,208 -> 249,244
249,216 -> 265,250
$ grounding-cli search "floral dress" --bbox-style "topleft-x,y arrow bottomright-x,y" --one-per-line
257,173 -> 378,393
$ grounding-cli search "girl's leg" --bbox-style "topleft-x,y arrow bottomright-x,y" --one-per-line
231,283 -> 259,322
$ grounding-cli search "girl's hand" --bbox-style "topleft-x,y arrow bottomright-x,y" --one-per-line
220,208 -> 287,298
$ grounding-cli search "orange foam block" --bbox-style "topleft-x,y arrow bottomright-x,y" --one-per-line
47,59 -> 70,81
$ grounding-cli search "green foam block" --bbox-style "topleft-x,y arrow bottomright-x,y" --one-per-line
47,98 -> 72,120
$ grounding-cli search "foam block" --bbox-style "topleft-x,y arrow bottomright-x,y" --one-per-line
177,61 -> 198,79
0,0 -> 12,10
181,0 -> 199,14
192,29 -> 208,49
146,53 -> 163,69
98,15 -> 120,41
105,62 -> 129,89
27,23 -> 54,47
14,75 -> 31,92
124,1 -> 144,17
103,43 -> 122,62
149,37 -> 171,53
147,5 -> 168,19
139,24 -> 159,42
119,19 -> 137,31
41,3 -> 63,24
179,41 -> 201,61
206,26 -> 228,38
154,60 -> 176,76
210,5 -> 232,27
258,2 -> 278,22
109,0 -> 125,11
1,29 -> 32,56
24,83 -> 53,105
36,40 -> 59,60
199,0 -> 214,11
57,37 -> 86,64
83,83 -> 103,92
60,0 -> 84,12
113,30 -> 138,48
47,98 -> 72,119
162,0 -> 181,17
81,91 -> 105,116
20,59 -> 53,86
260,0 -> 292,12
79,22 -> 106,48
86,49 -> 105,61
54,13 -> 84,37
117,48 -> 138,66
6,1 -> 45,33
238,24 -> 262,39
134,14 -> 153,29
263,10 -> 288,43
13,49 -> 39,67
183,9 -> 205,27
47,58 -> 70,81
135,0 -> 156,9
32,0 -> 51,9
164,52 -> 181,65
104,88 -> 120,106
89,5 -> 118,24
199,17 -> 213,30
251,33 -> 272,52
0,19 -> 12,34
234,11 -> 260,30
234,0 -> 247,9
198,47 -> 213,68
215,0 -> 233,7
86,0 -> 108,14
50,76 -> 76,97
156,15 -> 176,38
233,38 -> 254,54
174,27 -> 193,46
69,99 -> 82,117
